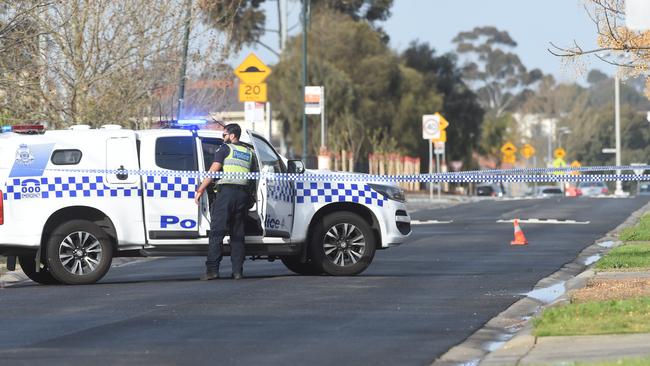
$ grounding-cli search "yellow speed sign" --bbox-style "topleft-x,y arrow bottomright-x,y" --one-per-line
522,144 -> 535,159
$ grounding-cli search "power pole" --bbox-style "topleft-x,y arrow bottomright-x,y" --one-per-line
301,0 -> 310,160
278,0 -> 288,51
176,0 -> 192,120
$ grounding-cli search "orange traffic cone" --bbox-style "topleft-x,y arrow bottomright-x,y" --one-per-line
511,219 -> 528,246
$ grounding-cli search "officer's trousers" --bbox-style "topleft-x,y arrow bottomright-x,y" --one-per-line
206,185 -> 249,275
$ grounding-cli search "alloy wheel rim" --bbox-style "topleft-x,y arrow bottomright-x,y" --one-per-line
323,223 -> 365,267
58,231 -> 102,276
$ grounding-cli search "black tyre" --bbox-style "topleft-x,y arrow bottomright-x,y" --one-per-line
310,212 -> 376,276
280,256 -> 322,275
45,220 -> 113,285
18,255 -> 60,285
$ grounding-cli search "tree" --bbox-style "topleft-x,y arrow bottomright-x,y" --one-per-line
268,9 -> 442,165
549,0 -> 650,97
452,26 -> 543,117
401,41 -> 484,168
198,0 -> 266,51
556,76 -> 650,165
479,112 -> 517,160
199,0 -> 393,51
0,1 -> 52,124
0,1 -> 233,127
587,69 -> 609,84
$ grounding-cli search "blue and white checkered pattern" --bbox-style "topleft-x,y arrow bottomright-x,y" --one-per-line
267,180 -> 294,203
3,176 -> 140,201
295,182 -> 386,207
144,175 -> 197,199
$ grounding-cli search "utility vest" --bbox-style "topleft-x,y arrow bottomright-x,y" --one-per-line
217,143 -> 253,186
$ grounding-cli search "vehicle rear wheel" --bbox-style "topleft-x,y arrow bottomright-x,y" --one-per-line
310,212 -> 376,276
45,220 -> 113,285
280,256 -> 322,275
18,255 -> 60,285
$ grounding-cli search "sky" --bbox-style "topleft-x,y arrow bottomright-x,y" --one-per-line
235,0 -> 616,82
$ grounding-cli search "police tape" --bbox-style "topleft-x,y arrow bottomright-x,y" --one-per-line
25,165 -> 650,184
435,164 -> 650,175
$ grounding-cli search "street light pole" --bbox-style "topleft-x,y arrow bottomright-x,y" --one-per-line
176,0 -> 192,120
615,75 -> 624,195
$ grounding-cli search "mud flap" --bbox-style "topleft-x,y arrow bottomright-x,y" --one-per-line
6,256 -> 16,271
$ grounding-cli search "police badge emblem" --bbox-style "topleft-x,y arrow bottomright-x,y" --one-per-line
15,144 -> 35,165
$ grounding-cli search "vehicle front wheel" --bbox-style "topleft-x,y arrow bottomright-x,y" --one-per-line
310,212 -> 376,276
18,255 -> 60,285
280,256 -> 322,275
46,220 -> 113,285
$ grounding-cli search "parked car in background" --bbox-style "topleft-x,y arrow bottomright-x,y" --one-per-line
476,182 -> 505,197
577,181 -> 609,196
535,185 -> 564,198
638,182 -> 650,196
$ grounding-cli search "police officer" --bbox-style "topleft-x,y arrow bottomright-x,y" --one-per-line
195,123 -> 253,280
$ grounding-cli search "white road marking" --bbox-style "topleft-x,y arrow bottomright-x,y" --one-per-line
411,220 -> 454,225
497,219 -> 590,225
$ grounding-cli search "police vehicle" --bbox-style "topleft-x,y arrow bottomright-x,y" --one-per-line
0,122 -> 411,285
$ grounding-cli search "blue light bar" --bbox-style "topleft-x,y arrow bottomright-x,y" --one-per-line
1,125 -> 11,133
176,119 -> 207,126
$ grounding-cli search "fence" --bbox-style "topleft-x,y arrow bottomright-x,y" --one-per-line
368,153 -> 421,191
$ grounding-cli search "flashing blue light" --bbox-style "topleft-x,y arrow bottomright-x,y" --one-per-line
1,125 -> 11,133
176,119 -> 207,126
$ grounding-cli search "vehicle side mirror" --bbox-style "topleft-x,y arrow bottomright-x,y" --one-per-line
287,160 -> 305,174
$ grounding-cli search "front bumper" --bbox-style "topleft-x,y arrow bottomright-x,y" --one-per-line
380,201 -> 411,247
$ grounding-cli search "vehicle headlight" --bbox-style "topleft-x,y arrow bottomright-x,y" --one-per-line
368,184 -> 406,202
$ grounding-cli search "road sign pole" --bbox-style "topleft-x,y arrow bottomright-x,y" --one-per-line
436,153 -> 441,200
615,75 -> 624,195
429,141 -> 433,200
533,155 -> 537,194
266,102 -> 272,141
441,144 -> 446,199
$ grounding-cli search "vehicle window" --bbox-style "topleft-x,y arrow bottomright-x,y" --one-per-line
200,137 -> 223,169
542,188 -> 562,194
155,136 -> 197,171
252,136 -> 285,173
51,149 -> 82,165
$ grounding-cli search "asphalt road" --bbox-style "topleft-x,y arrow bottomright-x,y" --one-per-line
1,196 -> 647,366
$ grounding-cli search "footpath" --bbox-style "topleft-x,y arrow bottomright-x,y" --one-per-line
435,200 -> 650,366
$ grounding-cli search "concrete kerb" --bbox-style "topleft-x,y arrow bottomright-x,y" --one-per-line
432,200 -> 650,366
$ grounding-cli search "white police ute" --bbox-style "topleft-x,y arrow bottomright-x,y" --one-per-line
0,122 -> 411,284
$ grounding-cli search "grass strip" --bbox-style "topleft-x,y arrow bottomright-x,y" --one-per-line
533,297 -> 650,337
619,214 -> 650,241
571,357 -> 650,366
595,242 -> 650,270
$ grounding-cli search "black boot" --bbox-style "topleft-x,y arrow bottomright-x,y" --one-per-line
200,271 -> 219,281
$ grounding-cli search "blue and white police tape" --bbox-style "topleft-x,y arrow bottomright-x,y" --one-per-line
435,164 -> 650,175
26,165 -> 650,184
